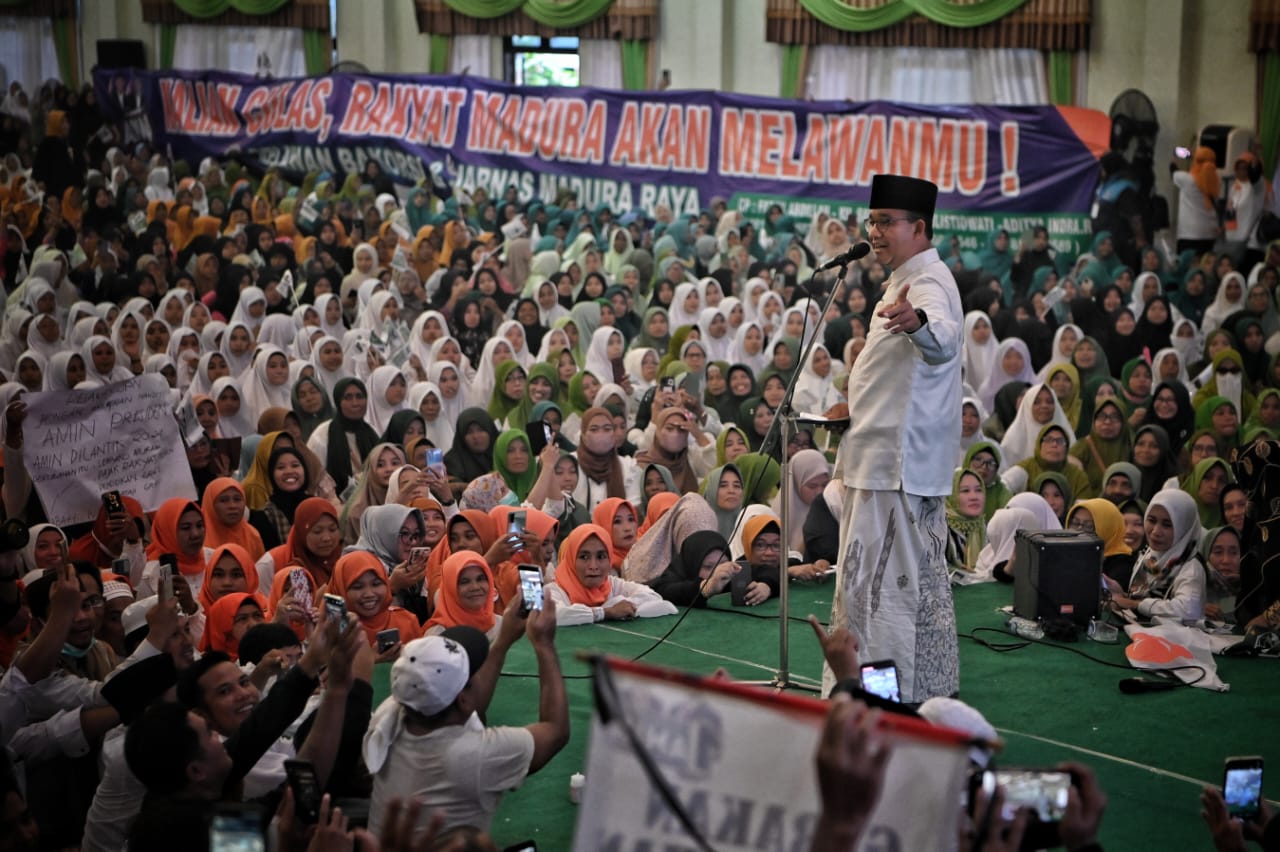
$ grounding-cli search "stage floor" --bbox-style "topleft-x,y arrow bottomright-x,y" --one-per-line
372,580 -> 1277,849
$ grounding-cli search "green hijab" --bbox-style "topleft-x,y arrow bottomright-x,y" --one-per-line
487,360 -> 528,424
509,362 -> 560,431
1102,461 -> 1142,501
701,463 -> 744,541
945,468 -> 987,573
1185,456 -> 1234,528
735,452 -> 781,505
566,370 -> 596,415
1071,336 -> 1112,388
716,425 -> 750,467
1030,470 -> 1073,524
1070,398 -> 1132,492
963,440 -> 1011,521
291,374 -> 334,441
634,306 -> 671,352
494,430 -> 538,502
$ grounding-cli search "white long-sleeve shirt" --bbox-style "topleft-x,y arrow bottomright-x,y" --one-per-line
547,577 -> 677,625
1132,557 -> 1207,623
840,247 -> 962,497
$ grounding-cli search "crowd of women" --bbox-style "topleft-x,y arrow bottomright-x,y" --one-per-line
0,79 -> 1278,846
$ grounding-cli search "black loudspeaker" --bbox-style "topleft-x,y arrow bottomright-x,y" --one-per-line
1013,530 -> 1103,627
96,40 -> 147,71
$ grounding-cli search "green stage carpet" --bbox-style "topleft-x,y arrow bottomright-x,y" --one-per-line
371,582 -> 1277,850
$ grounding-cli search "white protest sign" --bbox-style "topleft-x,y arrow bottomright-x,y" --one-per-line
573,660 -> 972,852
23,374 -> 197,526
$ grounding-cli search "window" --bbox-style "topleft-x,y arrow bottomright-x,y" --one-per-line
504,36 -> 580,86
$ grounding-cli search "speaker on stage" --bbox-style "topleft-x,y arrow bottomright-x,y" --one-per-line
96,40 -> 147,71
1012,530 -> 1103,627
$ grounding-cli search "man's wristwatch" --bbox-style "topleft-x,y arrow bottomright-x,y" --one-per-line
913,309 -> 928,330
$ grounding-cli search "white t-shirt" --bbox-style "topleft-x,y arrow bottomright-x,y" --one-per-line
368,713 -> 534,837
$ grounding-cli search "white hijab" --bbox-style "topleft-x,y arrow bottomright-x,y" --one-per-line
999,383 -> 1076,467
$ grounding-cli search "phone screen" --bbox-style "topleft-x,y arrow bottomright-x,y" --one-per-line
426,448 -> 445,477
284,760 -> 322,824
210,811 -> 265,852
518,567 -> 543,611
323,593 -> 347,627
859,662 -> 900,702
1225,764 -> 1264,818
986,770 -> 1071,823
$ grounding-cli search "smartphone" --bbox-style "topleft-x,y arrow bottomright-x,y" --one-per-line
518,565 -> 543,613
525,419 -> 549,455
102,490 -> 124,515
1175,145 -> 1191,158
611,356 -> 626,384
425,447 -> 445,478
158,554 -> 178,600
972,768 -> 1071,849
508,510 -> 527,550
376,628 -> 401,653
284,759 -> 322,825
859,660 -> 901,703
660,376 -> 675,394
209,803 -> 265,852
1224,756 -> 1264,820
729,565 -> 752,607
111,556 -> 130,577
409,546 -> 431,566
323,593 -> 347,628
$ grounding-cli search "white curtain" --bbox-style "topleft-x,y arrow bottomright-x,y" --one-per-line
579,39 -> 622,90
451,35 -> 494,78
172,25 -> 306,77
0,16 -> 60,93
808,47 -> 1047,105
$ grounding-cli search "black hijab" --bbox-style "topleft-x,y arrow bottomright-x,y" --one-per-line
444,407 -> 499,483
1102,309 -> 1144,378
1141,381 -> 1194,450
1135,296 -> 1174,353
326,377 -> 381,495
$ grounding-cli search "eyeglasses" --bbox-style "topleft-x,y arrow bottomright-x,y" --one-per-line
81,595 -> 105,610
1041,436 -> 1068,446
753,540 -> 782,553
970,458 -> 998,471
1217,367 -> 1242,375
398,528 -> 422,542
1095,411 -> 1123,423
865,216 -> 917,232
1067,518 -> 1096,533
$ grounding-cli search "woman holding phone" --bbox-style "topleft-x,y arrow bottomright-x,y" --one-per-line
423,551 -> 502,641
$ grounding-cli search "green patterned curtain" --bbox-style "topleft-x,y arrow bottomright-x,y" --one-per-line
302,29 -> 331,75
429,34 -> 452,74
1047,50 -> 1071,105
50,16 -> 78,86
441,0 -> 613,27
159,24 -> 178,69
1261,52 -> 1280,175
620,38 -> 647,89
171,0 -> 290,15
798,0 -> 1032,31
780,44 -> 806,98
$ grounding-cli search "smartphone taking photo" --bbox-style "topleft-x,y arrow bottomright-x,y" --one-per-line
859,660 -> 901,703
1224,756 -> 1264,820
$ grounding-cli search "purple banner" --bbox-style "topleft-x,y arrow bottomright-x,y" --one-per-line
95,68 -> 1107,254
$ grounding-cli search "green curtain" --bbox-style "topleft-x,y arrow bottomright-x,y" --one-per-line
442,0 -> 612,28
159,24 -> 177,69
1262,52 -> 1280,176
171,0 -> 289,16
303,29 -> 330,75
1047,50 -> 1071,106
50,16 -> 77,86
429,34 -> 452,75
620,38 -> 647,90
799,0 -> 1031,31
780,45 -> 805,99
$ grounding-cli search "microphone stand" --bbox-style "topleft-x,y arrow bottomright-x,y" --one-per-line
747,261 -> 852,692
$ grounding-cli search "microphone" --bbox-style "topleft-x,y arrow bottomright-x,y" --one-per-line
815,242 -> 872,272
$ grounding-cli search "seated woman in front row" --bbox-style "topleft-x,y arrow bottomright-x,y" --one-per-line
650,530 -> 742,606
548,524 -> 678,625
1104,489 -> 1206,623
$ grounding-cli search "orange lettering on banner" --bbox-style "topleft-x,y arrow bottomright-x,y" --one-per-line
637,103 -> 664,166
888,116 -> 914,177
610,102 -> 640,166
515,98 -> 541,156
957,121 -> 987,195
281,81 -> 313,132
756,112 -> 781,179
917,120 -> 957,192
659,106 -> 686,170
582,101 -> 606,164
858,116 -> 886,185
467,92 -> 502,150
827,115 -> 864,185
538,99 -> 564,158
366,83 -> 393,134
778,113 -> 802,180
339,81 -> 374,135
685,106 -> 710,173
561,101 -> 585,160
1000,121 -> 1020,197
719,109 -> 756,176
495,96 -> 522,153
799,114 -> 826,181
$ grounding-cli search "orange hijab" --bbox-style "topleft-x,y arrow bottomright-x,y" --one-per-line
328,551 -> 420,645
201,591 -> 268,659
202,478 -> 266,561
741,513 -> 781,562
555,524 -> 612,606
426,510 -> 497,602
147,498 -> 207,577
488,506 -> 557,609
424,551 -> 496,634
268,564 -> 316,641
1190,146 -> 1222,209
639,492 -> 678,536
198,543 -> 261,611
281,497 -> 342,585
592,498 -> 637,570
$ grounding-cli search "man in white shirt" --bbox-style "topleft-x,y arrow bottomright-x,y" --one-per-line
364,605 -> 569,838
828,173 -> 962,705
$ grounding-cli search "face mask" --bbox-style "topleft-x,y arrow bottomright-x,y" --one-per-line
1216,372 -> 1243,405
62,638 -> 95,658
